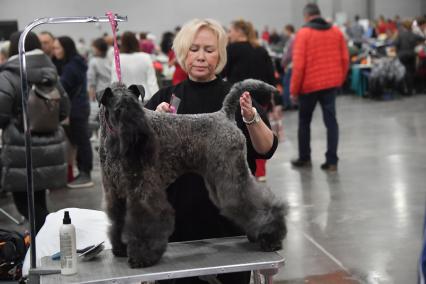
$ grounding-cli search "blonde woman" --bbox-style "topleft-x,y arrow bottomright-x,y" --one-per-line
145,18 -> 278,284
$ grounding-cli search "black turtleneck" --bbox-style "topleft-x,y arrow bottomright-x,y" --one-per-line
146,77 -> 228,114
145,77 -> 278,243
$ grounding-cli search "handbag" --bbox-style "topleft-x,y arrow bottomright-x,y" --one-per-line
27,84 -> 61,134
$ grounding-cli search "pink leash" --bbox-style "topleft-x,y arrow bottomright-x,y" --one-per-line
106,11 -> 122,83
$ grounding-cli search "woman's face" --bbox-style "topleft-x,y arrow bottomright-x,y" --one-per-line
227,25 -> 241,43
184,27 -> 219,82
53,39 -> 65,60
284,28 -> 292,37
92,46 -> 101,57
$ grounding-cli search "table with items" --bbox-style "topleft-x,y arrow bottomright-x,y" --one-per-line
25,209 -> 285,284
36,236 -> 284,284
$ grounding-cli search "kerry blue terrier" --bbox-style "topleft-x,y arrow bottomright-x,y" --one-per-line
96,79 -> 287,268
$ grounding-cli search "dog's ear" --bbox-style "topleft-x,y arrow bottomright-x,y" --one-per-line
128,85 -> 145,101
96,87 -> 113,107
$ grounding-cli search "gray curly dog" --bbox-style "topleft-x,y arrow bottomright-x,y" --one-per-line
96,79 -> 287,268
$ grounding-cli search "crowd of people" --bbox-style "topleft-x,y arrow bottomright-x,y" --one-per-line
0,4 -> 425,283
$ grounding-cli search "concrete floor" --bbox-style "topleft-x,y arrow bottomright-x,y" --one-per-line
1,94 -> 425,283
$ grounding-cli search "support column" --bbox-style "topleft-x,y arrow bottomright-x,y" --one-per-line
366,0 -> 375,20
332,0 -> 342,20
421,0 -> 426,15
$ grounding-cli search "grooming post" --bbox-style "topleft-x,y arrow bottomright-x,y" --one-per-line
18,14 -> 127,273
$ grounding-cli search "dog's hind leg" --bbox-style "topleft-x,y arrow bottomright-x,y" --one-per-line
124,178 -> 175,268
204,156 -> 286,252
105,187 -> 128,257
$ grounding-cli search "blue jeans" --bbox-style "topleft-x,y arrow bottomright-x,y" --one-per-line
282,69 -> 292,108
298,88 -> 339,164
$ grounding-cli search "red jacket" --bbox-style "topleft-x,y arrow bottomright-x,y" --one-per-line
291,18 -> 349,96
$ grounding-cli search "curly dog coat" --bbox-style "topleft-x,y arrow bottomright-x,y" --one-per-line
97,79 -> 287,268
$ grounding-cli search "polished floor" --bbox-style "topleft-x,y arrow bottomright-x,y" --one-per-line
1,94 -> 426,283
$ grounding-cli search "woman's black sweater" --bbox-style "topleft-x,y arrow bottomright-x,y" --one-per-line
222,41 -> 276,86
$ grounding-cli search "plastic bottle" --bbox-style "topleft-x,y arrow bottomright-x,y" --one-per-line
60,211 -> 77,275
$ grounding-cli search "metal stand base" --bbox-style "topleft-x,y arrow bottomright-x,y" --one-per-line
0,208 -> 25,225
28,268 -> 61,284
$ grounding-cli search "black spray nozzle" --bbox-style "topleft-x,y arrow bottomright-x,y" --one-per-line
63,211 -> 71,224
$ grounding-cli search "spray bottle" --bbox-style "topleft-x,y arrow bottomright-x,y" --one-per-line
60,211 -> 77,275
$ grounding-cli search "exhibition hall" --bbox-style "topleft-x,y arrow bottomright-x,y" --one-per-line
0,0 -> 425,283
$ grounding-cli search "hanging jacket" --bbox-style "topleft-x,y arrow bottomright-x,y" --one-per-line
0,49 -> 69,192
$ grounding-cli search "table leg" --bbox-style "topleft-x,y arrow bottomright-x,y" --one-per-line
253,270 -> 263,284
260,268 -> 279,284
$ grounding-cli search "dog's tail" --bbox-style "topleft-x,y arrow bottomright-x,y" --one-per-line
221,79 -> 277,120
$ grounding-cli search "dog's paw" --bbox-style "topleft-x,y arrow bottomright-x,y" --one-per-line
128,256 -> 159,268
247,234 -> 257,243
258,233 -> 283,252
127,241 -> 164,268
112,243 -> 128,257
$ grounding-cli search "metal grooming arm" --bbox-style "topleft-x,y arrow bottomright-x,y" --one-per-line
18,15 -> 127,280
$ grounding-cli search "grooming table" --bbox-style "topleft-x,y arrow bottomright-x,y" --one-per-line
36,236 -> 285,284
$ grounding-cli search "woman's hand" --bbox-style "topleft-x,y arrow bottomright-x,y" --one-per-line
155,102 -> 176,113
239,91 -> 275,155
240,91 -> 255,121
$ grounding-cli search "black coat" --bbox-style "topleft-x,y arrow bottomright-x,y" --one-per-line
222,42 -> 276,106
57,55 -> 89,119
394,29 -> 424,60
0,49 -> 70,192
222,42 -> 276,86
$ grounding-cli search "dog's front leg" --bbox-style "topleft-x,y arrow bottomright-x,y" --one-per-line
105,186 -> 128,257
124,182 -> 175,268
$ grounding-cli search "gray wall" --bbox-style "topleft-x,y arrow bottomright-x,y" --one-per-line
422,0 -> 426,15
322,0 -> 422,23
373,0 -> 423,19
0,0 -> 423,43
0,0 -> 302,43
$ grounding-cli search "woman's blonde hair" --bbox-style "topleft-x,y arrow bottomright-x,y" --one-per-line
231,19 -> 259,48
173,18 -> 228,74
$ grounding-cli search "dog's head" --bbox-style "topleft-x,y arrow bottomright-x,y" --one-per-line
97,83 -> 145,108
97,83 -> 157,172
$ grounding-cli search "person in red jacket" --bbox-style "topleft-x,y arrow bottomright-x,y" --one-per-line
290,3 -> 349,172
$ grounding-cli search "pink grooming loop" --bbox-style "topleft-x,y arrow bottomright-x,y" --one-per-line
106,11 -> 122,83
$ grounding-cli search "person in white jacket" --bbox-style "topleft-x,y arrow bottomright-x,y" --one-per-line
88,37 -> 111,100
111,31 -> 159,101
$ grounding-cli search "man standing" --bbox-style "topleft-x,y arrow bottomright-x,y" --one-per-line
290,3 -> 349,172
347,15 -> 365,49
38,31 -> 55,58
